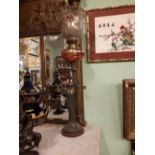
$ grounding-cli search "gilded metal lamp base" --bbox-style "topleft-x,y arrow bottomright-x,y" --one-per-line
60,62 -> 84,137
61,121 -> 84,137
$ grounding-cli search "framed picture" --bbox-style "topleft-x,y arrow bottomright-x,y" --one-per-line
28,55 -> 36,68
86,5 -> 135,63
29,38 -> 40,56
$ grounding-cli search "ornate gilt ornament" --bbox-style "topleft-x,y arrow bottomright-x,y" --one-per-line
20,0 -> 67,37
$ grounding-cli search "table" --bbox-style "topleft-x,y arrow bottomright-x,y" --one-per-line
33,124 -> 100,155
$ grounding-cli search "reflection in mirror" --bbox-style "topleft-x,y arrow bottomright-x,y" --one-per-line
19,34 -> 85,126
44,35 -> 69,124
19,35 -> 71,124
19,37 -> 41,89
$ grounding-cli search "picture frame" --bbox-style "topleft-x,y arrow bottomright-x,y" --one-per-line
123,79 -> 135,140
86,5 -> 135,63
28,54 -> 40,68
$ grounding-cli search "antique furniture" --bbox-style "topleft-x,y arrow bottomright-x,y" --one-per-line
19,96 -> 41,155
20,69 -> 48,124
20,0 -> 86,126
123,79 -> 135,154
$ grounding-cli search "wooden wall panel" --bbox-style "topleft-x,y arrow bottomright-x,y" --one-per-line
19,0 -> 64,37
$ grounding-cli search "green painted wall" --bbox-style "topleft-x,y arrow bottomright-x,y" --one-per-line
81,0 -> 135,155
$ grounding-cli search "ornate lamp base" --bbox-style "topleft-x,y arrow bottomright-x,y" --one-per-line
60,47 -> 84,137
61,121 -> 84,137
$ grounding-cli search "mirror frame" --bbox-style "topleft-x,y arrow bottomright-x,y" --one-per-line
19,0 -> 86,126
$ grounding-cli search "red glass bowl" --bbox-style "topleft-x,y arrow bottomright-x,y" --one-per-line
61,50 -> 84,62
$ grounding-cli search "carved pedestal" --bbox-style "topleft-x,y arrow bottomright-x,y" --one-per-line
19,95 -> 41,155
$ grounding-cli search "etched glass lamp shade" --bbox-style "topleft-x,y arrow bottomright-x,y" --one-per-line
61,0 -> 84,41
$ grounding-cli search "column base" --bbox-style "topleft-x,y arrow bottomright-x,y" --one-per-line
61,121 -> 84,137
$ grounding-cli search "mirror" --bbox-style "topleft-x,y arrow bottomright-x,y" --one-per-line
44,35 -> 69,123
19,35 -> 70,123
19,0 -> 86,126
